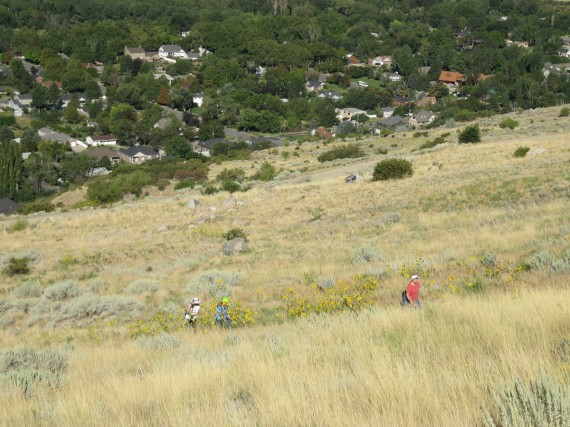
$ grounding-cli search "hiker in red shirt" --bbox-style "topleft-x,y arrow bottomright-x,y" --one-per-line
402,275 -> 421,308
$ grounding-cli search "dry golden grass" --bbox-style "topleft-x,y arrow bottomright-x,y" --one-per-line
1,288 -> 568,427
0,105 -> 569,425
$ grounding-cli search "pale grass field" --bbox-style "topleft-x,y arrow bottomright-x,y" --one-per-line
0,106 -> 569,425
1,288 -> 568,427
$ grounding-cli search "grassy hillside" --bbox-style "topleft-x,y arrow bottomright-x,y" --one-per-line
1,106 -> 569,426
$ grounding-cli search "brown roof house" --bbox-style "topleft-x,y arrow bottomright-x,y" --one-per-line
84,147 -> 121,164
124,46 -> 146,60
118,146 -> 159,164
311,126 -> 333,140
438,71 -> 465,85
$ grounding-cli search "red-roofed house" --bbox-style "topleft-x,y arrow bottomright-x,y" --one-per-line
438,71 -> 465,85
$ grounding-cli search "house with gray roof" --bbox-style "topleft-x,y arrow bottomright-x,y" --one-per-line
37,127 -> 72,143
409,110 -> 437,128
195,138 -> 231,157
158,45 -> 187,59
118,146 -> 159,164
373,115 -> 408,134
318,91 -> 343,101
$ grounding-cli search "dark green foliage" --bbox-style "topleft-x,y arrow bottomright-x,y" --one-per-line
221,180 -> 240,193
0,141 -> 23,199
4,257 -> 30,276
559,107 -> 569,117
201,184 -> 219,195
458,125 -> 481,144
174,179 -> 195,191
372,158 -> 413,181
317,144 -> 365,163
513,147 -> 530,158
19,199 -> 55,214
251,162 -> 276,181
223,227 -> 247,242
419,136 -> 446,150
499,118 -> 519,129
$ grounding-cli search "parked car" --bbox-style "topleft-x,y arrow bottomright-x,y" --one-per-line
358,81 -> 369,87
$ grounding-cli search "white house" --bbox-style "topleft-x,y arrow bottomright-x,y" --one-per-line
335,107 -> 366,121
69,139 -> 88,152
409,110 -> 437,128
158,45 -> 188,59
193,93 -> 204,107
86,135 -> 118,146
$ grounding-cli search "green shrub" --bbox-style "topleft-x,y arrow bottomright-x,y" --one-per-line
217,168 -> 245,183
174,179 -> 196,190
19,199 -> 55,215
4,257 -> 30,276
513,147 -> 530,158
372,158 -> 413,181
11,283 -> 42,298
223,227 -> 248,241
352,246 -> 385,264
251,162 -> 276,181
126,279 -> 161,295
186,270 -> 244,297
419,136 -> 446,150
7,219 -> 28,233
499,118 -> 519,129
43,281 -> 80,301
377,147 -> 388,155
221,180 -> 241,193
559,107 -> 569,117
0,346 -> 68,398
49,295 -> 141,324
482,377 -> 570,427
136,332 -> 181,350
458,125 -> 481,143
317,144 -> 365,162
200,184 -> 219,195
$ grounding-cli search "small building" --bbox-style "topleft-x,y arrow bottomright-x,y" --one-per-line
311,126 -> 333,140
305,81 -> 324,92
438,71 -> 465,85
409,110 -> 437,128
193,93 -> 204,107
543,62 -> 570,78
69,139 -> 88,153
336,107 -> 367,121
86,135 -> 118,146
158,45 -> 187,60
318,91 -> 343,101
37,127 -> 72,143
118,146 -> 159,164
124,46 -> 146,60
373,115 -> 408,133
84,147 -> 121,164
195,138 -> 230,157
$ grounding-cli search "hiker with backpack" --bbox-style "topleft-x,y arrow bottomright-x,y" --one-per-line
402,275 -> 421,308
184,297 -> 201,330
216,296 -> 232,329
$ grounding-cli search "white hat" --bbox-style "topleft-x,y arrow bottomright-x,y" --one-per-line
191,297 -> 200,304
411,275 -> 418,279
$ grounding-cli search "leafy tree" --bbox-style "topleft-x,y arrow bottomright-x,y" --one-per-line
372,158 -> 413,181
458,125 -> 481,143
60,154 -> 95,185
31,85 -> 49,110
250,161 -> 276,181
166,136 -> 194,159
0,140 -> 23,198
10,59 -> 33,93
198,120 -> 224,141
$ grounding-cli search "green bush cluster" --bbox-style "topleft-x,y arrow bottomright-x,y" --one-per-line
482,377 -> 570,427
419,136 -> 446,150
7,219 -> 28,233
126,279 -> 161,294
11,282 -> 42,298
43,281 -> 81,301
558,107 -> 569,117
19,199 -> 55,215
372,158 -> 413,181
513,147 -> 530,158
458,125 -> 481,143
223,227 -> 248,241
0,346 -> 68,398
352,246 -> 385,264
49,295 -> 142,325
317,144 -> 365,163
174,179 -> 195,190
4,257 -> 31,276
251,162 -> 276,181
499,118 -> 519,129
530,250 -> 570,272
